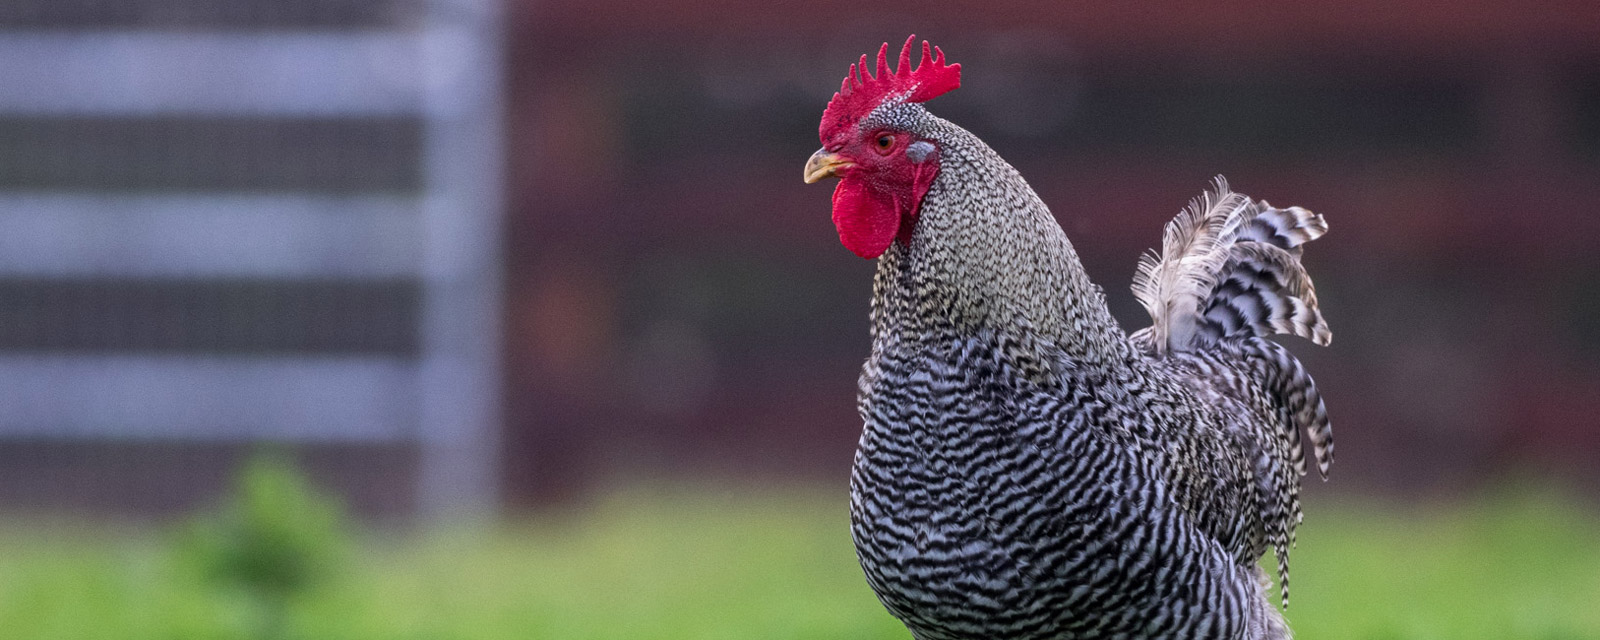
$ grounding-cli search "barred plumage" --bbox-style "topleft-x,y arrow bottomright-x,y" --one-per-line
1132,179 -> 1332,355
810,40 -> 1333,640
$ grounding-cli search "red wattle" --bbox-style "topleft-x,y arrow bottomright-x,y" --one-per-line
832,178 -> 900,259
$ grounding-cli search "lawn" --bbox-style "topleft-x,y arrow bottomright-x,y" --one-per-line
2,486 -> 1598,639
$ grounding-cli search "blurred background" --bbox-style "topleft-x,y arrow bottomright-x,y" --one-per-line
3,1 -> 1600,638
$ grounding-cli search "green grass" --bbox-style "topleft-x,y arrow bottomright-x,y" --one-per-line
1,487 -> 1598,639
1289,490 -> 1600,639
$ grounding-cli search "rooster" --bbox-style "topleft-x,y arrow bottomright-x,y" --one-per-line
803,36 -> 1333,640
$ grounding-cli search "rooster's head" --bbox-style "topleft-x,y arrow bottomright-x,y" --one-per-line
804,35 -> 961,259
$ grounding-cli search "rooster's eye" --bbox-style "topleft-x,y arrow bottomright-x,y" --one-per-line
874,134 -> 895,153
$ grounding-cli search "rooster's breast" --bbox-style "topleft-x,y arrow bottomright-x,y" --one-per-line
848,334 -> 1256,640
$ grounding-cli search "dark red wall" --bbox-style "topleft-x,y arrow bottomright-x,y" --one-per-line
501,2 -> 1600,504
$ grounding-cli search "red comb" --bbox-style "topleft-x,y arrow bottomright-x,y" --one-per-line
820,35 -> 961,142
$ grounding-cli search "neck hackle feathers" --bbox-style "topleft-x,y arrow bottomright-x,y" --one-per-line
820,35 -> 961,142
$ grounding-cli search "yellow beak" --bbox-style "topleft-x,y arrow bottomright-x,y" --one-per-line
803,148 -> 854,184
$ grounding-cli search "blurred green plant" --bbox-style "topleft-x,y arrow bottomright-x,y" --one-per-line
173,452 -> 350,640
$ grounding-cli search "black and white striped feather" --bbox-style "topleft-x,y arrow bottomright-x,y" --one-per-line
1133,179 -> 1331,355
1131,177 -> 1253,356
1126,179 -> 1335,606
1130,183 -> 1334,483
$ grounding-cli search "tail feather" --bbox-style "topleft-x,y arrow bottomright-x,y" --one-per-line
1238,203 -> 1327,252
1235,339 -> 1334,483
1197,242 -> 1331,347
1135,179 -> 1337,607
1200,337 -> 1335,608
1130,177 -> 1252,355
1132,178 -> 1332,352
